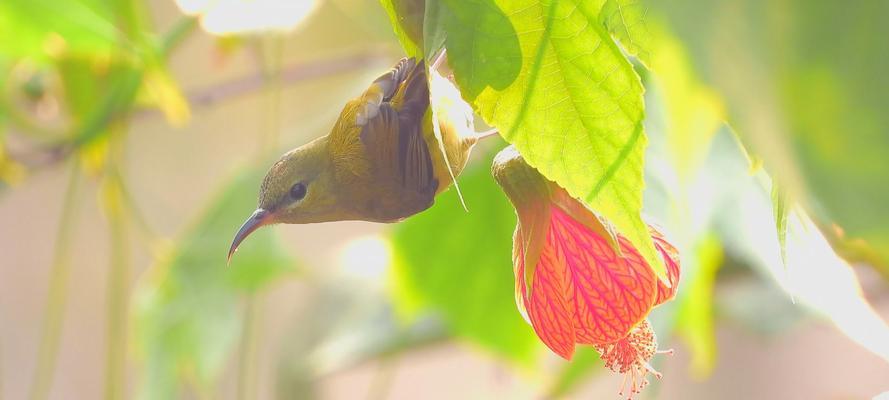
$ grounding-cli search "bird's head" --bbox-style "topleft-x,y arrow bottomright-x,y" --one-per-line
228,136 -> 350,261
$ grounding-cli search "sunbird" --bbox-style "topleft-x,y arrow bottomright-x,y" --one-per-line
229,57 -> 479,260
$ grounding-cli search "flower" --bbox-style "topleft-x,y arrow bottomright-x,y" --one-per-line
492,146 -> 680,396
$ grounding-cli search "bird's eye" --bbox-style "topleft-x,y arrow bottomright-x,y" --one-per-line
289,182 -> 307,201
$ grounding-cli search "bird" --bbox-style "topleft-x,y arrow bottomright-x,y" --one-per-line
229,57 -> 479,260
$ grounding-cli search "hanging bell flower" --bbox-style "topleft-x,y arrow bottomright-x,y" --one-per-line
492,145 -> 680,396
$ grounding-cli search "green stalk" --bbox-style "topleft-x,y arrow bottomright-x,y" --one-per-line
103,129 -> 130,400
103,192 -> 128,399
236,295 -> 259,400
103,215 -> 128,400
101,14 -> 139,400
114,174 -> 158,245
29,161 -> 82,400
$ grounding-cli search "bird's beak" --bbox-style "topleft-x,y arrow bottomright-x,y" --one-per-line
228,208 -> 272,264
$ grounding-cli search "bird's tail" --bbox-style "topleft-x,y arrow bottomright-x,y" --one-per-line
390,58 -> 430,120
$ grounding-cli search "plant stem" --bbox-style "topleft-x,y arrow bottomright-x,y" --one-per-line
29,161 -> 81,400
104,198 -> 128,400
236,295 -> 260,400
103,129 -> 130,400
103,195 -> 128,398
113,172 -> 159,245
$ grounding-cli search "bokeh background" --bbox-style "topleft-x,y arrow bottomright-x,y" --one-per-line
1,0 -> 888,399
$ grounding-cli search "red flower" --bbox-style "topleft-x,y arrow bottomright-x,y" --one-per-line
493,146 -> 680,396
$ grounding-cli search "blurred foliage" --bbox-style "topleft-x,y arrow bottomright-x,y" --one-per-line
646,0 -> 889,272
0,0 -> 118,62
390,145 -> 541,365
674,234 -> 721,378
0,1 -> 199,399
0,0 -> 189,155
133,168 -> 296,399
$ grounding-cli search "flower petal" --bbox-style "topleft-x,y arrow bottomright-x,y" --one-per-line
512,227 -> 529,323
549,206 -> 658,345
515,230 -> 577,359
651,227 -> 681,306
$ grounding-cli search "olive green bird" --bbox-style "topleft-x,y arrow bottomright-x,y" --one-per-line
229,57 -> 479,259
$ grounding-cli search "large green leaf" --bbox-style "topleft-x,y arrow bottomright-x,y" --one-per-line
379,0 -> 424,58
390,147 -> 541,364
598,0 -> 653,66
133,168 -> 296,399
647,0 -> 889,271
379,0 -> 451,61
438,0 -> 665,278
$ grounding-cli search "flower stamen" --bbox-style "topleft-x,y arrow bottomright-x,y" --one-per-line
595,319 -> 670,399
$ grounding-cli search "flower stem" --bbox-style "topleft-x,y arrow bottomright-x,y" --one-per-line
29,161 -> 81,400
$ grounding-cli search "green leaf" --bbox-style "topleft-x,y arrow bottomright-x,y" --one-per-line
379,0 -> 424,58
441,0 -> 665,278
389,147 -> 540,365
599,0 -> 653,66
646,0 -> 889,272
421,0 -> 449,61
133,168 -> 296,399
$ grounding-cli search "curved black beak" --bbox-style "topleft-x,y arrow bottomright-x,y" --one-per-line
228,208 -> 272,264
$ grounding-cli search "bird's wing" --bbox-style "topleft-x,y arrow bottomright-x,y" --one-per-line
357,58 -> 437,196
360,103 -> 436,196
356,58 -> 419,125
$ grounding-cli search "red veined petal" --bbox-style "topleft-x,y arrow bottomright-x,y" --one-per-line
515,228 -> 577,359
650,227 -> 681,306
549,206 -> 658,345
